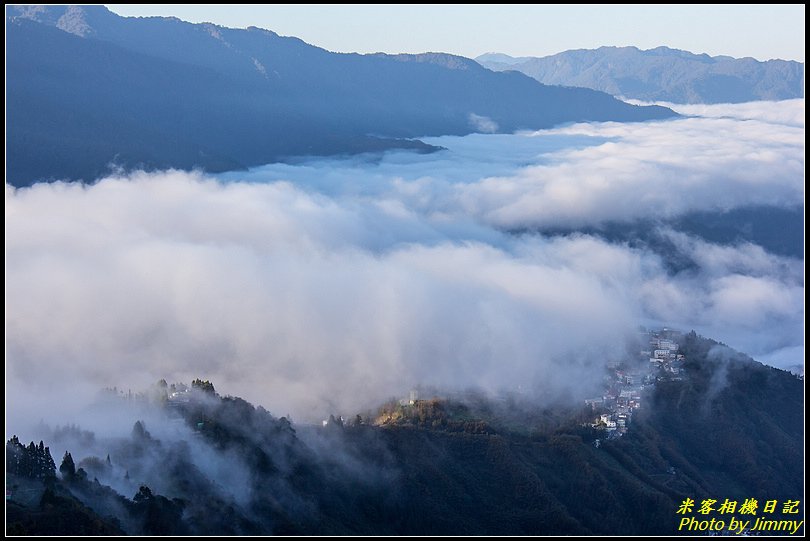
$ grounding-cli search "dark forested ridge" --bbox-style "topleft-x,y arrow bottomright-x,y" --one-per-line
5,5 -> 674,187
477,47 -> 805,104
528,205 -> 805,273
5,334 -> 802,535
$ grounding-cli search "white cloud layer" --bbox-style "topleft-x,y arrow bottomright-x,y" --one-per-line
5,100 -> 804,426
627,98 -> 805,127
230,100 -> 804,230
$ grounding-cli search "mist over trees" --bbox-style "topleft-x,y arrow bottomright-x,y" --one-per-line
6,337 -> 804,534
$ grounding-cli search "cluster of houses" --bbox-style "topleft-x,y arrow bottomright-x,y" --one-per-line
167,383 -> 192,405
587,328 -> 685,440
644,330 -> 686,376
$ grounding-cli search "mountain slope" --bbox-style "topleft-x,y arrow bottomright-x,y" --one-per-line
477,46 -> 804,104
7,333 -> 803,535
6,6 -> 674,187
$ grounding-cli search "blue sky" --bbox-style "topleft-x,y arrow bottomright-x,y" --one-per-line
105,5 -> 805,62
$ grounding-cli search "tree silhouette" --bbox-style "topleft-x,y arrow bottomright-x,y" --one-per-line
134,485 -> 154,502
191,378 -> 216,395
60,451 -> 76,480
132,420 -> 152,441
7,437 -> 56,479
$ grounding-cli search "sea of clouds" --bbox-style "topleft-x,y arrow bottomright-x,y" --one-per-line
5,100 -> 803,426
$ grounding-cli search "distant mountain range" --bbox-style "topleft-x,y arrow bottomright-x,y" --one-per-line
6,6 -> 674,187
477,47 -> 804,104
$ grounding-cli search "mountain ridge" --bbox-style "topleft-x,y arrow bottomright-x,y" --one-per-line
5,332 -> 803,535
477,46 -> 804,104
6,5 -> 674,187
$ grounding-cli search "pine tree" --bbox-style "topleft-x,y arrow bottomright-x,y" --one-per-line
60,451 -> 76,480
6,436 -> 24,475
41,445 -> 56,478
191,378 -> 216,395
25,442 -> 37,477
134,485 -> 154,502
132,420 -> 152,441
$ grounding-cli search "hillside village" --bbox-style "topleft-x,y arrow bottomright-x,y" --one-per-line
586,328 -> 685,442
379,328 -> 690,437
7,327 -> 802,536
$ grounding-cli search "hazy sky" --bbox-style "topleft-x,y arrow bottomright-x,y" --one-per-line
105,5 -> 805,62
